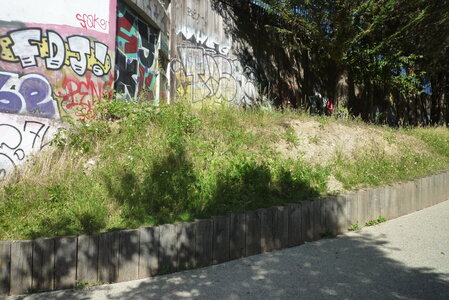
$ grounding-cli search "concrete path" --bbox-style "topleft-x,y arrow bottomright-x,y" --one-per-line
5,200 -> 449,300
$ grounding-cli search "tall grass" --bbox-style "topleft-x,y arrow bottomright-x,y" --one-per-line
0,102 -> 328,240
2,101 -> 449,240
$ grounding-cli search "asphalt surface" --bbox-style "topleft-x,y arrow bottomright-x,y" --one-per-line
5,200 -> 449,300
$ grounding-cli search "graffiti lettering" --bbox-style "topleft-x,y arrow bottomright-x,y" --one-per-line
0,120 -> 54,181
76,13 -> 109,31
0,71 -> 60,119
60,74 -> 114,120
170,46 -> 259,105
187,7 -> 205,22
116,3 -> 159,101
0,28 -> 111,76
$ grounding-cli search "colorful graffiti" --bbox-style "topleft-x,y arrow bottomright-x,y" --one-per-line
116,2 -> 159,101
0,29 -> 111,77
0,71 -> 60,118
170,46 -> 259,105
0,114 -> 58,181
59,74 -> 114,119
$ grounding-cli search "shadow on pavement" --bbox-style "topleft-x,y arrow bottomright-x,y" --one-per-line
17,231 -> 449,300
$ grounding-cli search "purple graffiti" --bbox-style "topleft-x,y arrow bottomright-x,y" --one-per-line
0,71 -> 60,119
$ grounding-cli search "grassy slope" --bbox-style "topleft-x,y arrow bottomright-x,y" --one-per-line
1,101 -> 449,240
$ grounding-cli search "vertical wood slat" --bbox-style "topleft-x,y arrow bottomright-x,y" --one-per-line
77,235 -> 99,283
260,208 -> 274,253
357,189 -> 367,226
177,222 -> 196,270
273,206 -> 289,250
139,226 -> 159,278
288,203 -> 302,247
54,236 -> 77,290
159,224 -> 178,274
0,241 -> 11,295
229,212 -> 246,260
323,196 -> 338,235
246,210 -> 261,256
194,219 -> 213,268
118,230 -> 140,282
32,238 -> 54,291
212,215 -> 230,264
98,232 -> 119,284
10,241 -> 32,295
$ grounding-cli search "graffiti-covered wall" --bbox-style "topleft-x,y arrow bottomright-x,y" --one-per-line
116,0 -> 170,103
170,0 -> 259,105
0,0 -> 117,180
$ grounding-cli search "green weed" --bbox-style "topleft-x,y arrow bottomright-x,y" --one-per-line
365,216 -> 387,227
349,222 -> 361,231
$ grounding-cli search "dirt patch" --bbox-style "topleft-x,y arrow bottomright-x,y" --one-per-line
275,119 -> 429,192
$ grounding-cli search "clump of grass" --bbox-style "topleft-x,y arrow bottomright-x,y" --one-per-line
365,216 -> 387,227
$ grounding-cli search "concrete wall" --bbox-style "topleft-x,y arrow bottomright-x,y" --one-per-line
0,0 -> 117,181
169,0 -> 259,105
1,170 -> 449,295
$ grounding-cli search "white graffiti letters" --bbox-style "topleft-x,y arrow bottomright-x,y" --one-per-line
9,29 -> 41,68
171,46 -> 259,105
68,36 -> 91,76
46,31 -> 66,70
0,29 -> 111,76
0,119 -> 55,181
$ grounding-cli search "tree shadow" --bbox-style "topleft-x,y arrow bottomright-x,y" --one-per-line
14,231 -> 449,299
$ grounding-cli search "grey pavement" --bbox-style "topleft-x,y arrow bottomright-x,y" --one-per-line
5,200 -> 449,300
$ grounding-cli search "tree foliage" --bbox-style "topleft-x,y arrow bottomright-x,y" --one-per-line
218,0 -> 449,125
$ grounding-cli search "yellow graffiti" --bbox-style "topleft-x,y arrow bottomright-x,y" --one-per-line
0,35 -> 111,75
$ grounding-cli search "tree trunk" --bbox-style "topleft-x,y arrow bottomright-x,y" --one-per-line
335,69 -> 349,108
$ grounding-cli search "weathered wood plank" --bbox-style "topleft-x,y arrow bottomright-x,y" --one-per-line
177,222 -> 196,270
212,215 -> 230,264
260,208 -> 274,252
159,224 -> 178,274
118,230 -> 140,282
32,238 -> 54,291
139,226 -> 159,278
229,212 -> 246,260
10,241 -> 32,295
77,235 -> 99,283
288,203 -> 302,247
98,232 -> 119,283
273,206 -> 289,250
246,210 -> 261,256
194,219 -> 213,267
54,236 -> 77,290
0,241 -> 11,295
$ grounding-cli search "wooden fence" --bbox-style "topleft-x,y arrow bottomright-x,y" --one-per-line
1,171 -> 448,295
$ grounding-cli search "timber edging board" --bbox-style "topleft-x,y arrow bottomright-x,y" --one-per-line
2,170 -> 449,295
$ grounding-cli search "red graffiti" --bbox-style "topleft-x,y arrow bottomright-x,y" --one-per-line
59,74 -> 114,120
76,13 -> 109,31
138,65 -> 155,100
117,11 -> 139,53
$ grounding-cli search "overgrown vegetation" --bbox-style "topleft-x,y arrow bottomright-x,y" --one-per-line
1,100 -> 449,240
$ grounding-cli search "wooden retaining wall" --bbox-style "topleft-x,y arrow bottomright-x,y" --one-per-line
1,171 -> 449,295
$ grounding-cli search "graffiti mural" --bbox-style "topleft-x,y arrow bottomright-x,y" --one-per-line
0,113 -> 59,181
170,0 -> 260,105
170,46 -> 259,105
59,74 -> 114,119
0,71 -> 60,118
0,0 -> 116,121
116,2 -> 160,101
0,29 -> 111,76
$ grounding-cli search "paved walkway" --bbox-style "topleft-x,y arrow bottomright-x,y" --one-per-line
5,200 -> 449,300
